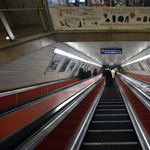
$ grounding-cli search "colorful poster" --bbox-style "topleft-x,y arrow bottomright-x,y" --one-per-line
49,7 -> 150,30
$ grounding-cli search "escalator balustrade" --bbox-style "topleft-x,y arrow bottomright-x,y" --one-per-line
79,81 -> 142,150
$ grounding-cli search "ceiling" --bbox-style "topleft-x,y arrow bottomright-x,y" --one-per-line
64,41 -> 150,66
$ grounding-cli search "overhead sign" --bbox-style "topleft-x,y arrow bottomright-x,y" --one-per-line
100,49 -> 122,54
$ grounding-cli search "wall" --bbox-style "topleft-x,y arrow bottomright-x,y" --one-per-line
0,38 -> 99,91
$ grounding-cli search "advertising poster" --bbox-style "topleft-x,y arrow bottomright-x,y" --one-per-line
145,58 -> 150,70
68,59 -> 78,72
60,57 -> 71,72
46,54 -> 63,73
49,7 -> 150,30
140,60 -> 149,72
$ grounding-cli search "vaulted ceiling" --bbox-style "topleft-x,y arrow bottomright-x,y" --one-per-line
64,41 -> 150,65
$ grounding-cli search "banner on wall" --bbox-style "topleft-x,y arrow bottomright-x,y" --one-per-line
49,7 -> 150,30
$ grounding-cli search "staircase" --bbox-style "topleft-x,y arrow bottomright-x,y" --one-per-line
79,81 -> 142,150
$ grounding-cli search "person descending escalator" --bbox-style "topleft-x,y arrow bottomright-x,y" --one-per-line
93,68 -> 98,76
78,66 -> 85,80
102,67 -> 112,87
111,68 -> 116,84
85,68 -> 91,78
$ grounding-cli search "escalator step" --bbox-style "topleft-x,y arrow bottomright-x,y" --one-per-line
100,98 -> 122,101
80,142 -> 142,150
95,109 -> 127,114
84,130 -> 139,142
88,121 -> 133,130
79,81 -> 142,150
93,115 -> 130,121
98,102 -> 124,105
97,105 -> 126,109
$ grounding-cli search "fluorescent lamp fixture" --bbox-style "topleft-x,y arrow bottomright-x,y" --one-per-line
54,48 -> 102,67
6,36 -> 10,40
121,54 -> 150,67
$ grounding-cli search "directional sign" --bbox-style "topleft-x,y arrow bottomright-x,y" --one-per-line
101,49 -> 122,54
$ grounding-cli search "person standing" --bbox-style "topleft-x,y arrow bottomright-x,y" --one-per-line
102,67 -> 112,87
111,68 -> 116,83
93,68 -> 98,76
78,66 -> 85,79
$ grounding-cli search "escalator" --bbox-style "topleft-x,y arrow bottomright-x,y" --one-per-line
79,81 -> 142,150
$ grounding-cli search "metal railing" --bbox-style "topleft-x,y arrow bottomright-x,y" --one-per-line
117,72 -> 150,111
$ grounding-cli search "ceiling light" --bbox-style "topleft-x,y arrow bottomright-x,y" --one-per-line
6,36 -> 10,40
54,48 -> 102,67
121,54 -> 150,67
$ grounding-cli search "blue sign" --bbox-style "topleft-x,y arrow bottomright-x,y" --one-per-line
101,49 -> 122,54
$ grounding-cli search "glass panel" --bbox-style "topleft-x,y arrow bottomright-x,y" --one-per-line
134,0 -> 150,6
47,0 -> 68,7
68,59 -> 78,72
69,0 -> 88,7
112,0 -> 132,6
46,54 -> 63,73
60,57 -> 71,72
90,0 -> 109,6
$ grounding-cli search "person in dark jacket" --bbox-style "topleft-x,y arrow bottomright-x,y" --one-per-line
86,68 -> 91,78
93,68 -> 98,76
78,66 -> 85,79
102,67 -> 112,87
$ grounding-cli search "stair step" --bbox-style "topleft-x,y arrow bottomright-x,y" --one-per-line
80,142 -> 142,150
97,105 -> 126,109
84,131 -> 139,142
89,121 -> 133,130
100,99 -> 122,100
93,115 -> 130,121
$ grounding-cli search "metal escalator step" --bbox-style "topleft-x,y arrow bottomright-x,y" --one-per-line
93,115 -> 130,121
98,105 -> 125,106
99,101 -> 123,103
97,105 -> 126,109
81,142 -> 142,150
89,121 -> 133,130
95,109 -> 127,114
91,120 -> 130,123
83,142 -> 139,145
84,130 -> 139,142
96,109 -> 126,111
100,99 -> 122,100
94,114 -> 128,116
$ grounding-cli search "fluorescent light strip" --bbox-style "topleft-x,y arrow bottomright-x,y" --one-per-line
121,54 -> 150,67
54,48 -> 102,67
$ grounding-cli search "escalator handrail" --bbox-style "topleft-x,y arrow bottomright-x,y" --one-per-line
0,76 -> 93,116
0,77 -> 78,97
116,78 -> 150,150
13,76 -> 104,150
67,80 -> 105,150
117,73 -> 150,111
123,73 -> 150,85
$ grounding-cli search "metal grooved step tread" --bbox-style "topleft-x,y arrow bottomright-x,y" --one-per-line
79,81 -> 142,150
